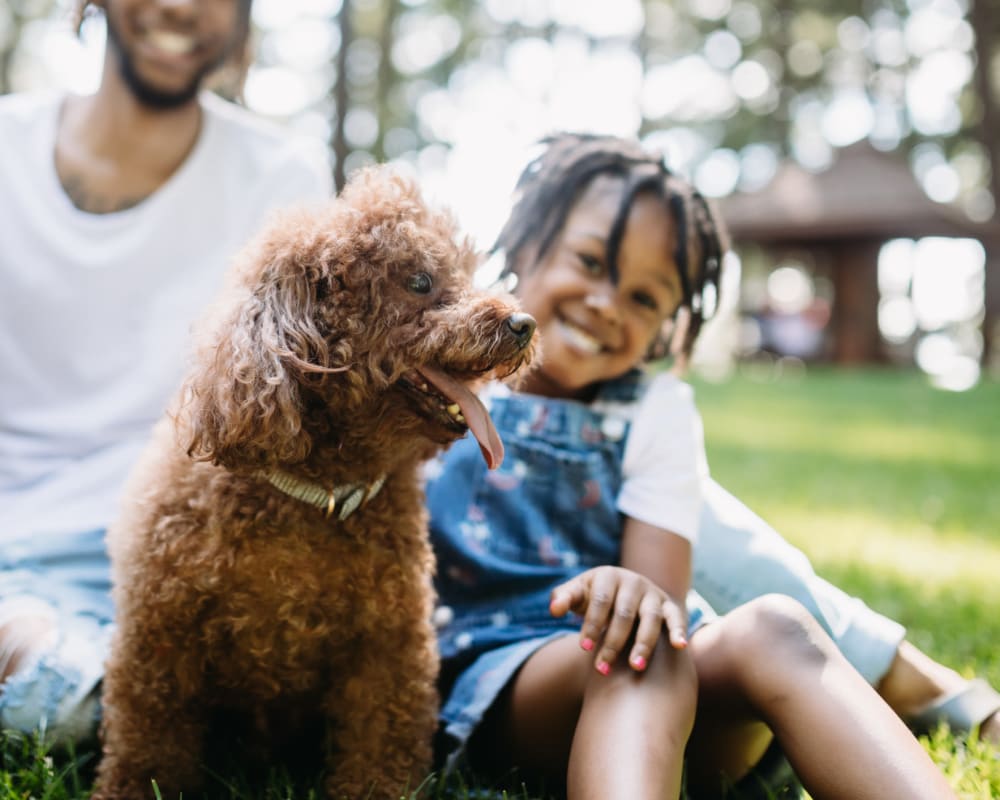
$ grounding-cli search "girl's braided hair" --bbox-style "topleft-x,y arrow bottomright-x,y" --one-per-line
494,132 -> 728,361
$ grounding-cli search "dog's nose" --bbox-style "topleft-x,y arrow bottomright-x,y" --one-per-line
506,313 -> 536,348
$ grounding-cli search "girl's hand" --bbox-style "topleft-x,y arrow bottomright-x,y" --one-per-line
549,566 -> 688,676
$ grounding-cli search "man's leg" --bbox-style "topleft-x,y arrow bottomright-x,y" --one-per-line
694,479 -> 904,684
693,479 -> 1000,739
0,594 -> 112,744
0,528 -> 114,745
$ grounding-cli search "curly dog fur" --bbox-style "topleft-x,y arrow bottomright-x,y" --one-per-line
93,167 -> 535,800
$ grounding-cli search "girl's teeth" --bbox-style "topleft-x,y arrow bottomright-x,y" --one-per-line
559,321 -> 602,354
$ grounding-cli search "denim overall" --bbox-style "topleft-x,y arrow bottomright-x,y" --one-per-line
426,371 -> 714,765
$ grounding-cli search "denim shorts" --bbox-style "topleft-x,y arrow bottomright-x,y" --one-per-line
0,527 -> 113,743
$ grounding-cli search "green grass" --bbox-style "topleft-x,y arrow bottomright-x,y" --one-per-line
0,730 -> 94,800
0,729 -> 543,800
2,368 -> 998,798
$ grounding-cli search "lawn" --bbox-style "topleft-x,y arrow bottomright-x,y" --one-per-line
2,367 -> 998,799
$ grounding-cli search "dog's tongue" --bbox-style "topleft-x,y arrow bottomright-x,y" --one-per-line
418,366 -> 504,469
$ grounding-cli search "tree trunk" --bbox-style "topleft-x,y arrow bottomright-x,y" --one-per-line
970,0 -> 999,366
332,0 -> 354,192
373,0 -> 400,162
970,1 -> 999,217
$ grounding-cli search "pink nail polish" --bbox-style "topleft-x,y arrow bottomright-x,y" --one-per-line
633,655 -> 647,670
596,661 -> 611,676
581,637 -> 594,651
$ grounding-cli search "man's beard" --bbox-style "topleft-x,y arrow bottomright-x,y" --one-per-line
105,17 -> 229,110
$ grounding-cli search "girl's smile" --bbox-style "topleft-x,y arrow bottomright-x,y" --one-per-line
553,317 -> 606,355
515,174 -> 683,399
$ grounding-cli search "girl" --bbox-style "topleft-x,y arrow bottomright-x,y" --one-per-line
426,133 -> 957,799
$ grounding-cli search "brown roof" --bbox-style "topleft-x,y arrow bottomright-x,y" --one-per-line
718,142 -> 1000,245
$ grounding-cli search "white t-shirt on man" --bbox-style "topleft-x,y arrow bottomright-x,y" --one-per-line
0,90 -> 332,542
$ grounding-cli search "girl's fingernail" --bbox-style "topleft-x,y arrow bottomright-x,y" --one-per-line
632,655 -> 647,670
675,637 -> 688,649
596,661 -> 611,676
581,637 -> 595,651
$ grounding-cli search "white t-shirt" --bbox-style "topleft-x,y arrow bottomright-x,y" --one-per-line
0,90 -> 332,542
593,371 -> 709,543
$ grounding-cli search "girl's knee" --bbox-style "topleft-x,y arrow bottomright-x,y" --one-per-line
603,644 -> 699,725
729,594 -> 834,666
653,641 -> 698,702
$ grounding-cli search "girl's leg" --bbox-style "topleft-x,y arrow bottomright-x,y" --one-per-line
686,594 -> 957,800
475,633 -> 697,800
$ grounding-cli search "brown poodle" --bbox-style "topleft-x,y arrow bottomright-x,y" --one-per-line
93,167 -> 536,800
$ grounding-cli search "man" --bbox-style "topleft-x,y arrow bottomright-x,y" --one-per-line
0,0 -> 331,742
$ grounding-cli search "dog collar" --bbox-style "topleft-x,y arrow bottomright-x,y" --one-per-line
258,470 -> 386,521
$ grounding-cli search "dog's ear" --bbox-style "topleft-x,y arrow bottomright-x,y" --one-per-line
183,253 -> 336,471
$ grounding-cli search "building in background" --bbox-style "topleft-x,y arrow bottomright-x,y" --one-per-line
720,143 -> 1000,388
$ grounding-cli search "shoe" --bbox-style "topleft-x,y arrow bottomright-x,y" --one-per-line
909,678 -> 1000,735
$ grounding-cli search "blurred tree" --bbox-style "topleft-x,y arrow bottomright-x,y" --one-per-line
326,0 -> 482,189
968,0 -> 999,364
969,0 -> 998,219
640,0 -> 992,203
332,0 -> 353,190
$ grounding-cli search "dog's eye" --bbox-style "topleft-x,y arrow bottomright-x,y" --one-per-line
407,272 -> 433,295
